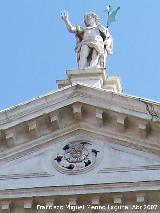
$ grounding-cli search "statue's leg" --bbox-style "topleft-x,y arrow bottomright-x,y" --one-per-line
90,49 -> 99,68
79,45 -> 89,69
102,51 -> 108,68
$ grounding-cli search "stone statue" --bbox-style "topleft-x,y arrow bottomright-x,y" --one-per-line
61,11 -> 113,69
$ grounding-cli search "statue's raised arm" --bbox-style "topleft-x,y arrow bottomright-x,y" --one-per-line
61,11 -> 77,33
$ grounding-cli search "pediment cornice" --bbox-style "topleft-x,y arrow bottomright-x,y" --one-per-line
0,84 -> 160,129
0,84 -> 160,156
0,123 -> 160,165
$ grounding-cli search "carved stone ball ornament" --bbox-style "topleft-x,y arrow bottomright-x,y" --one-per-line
54,141 -> 101,174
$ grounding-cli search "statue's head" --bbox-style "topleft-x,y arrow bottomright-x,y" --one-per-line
84,12 -> 100,26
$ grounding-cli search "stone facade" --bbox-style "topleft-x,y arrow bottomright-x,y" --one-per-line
0,68 -> 160,212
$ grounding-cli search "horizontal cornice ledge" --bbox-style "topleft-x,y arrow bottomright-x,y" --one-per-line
0,181 -> 159,199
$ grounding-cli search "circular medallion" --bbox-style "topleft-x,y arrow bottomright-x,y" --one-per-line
54,141 -> 101,174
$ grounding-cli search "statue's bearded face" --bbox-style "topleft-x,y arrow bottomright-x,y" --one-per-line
84,15 -> 96,27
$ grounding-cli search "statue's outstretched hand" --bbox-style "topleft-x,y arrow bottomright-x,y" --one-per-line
61,11 -> 69,21
61,11 -> 76,33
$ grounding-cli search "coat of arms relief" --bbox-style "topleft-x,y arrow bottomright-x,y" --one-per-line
54,141 -> 102,174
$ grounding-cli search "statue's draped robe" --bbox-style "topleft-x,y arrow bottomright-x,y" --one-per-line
74,25 -> 113,68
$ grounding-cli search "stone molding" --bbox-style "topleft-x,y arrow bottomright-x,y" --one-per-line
0,97 -> 160,156
0,172 -> 53,180
1,191 -> 159,212
0,84 -> 159,130
0,181 -> 159,199
99,165 -> 160,173
0,122 -> 160,166
0,85 -> 159,154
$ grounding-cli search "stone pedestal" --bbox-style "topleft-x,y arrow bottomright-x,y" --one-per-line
56,68 -> 122,93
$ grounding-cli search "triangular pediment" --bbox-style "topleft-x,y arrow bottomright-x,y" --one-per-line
0,129 -> 160,192
0,84 -> 160,197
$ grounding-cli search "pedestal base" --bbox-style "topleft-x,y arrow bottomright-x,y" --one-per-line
56,68 -> 122,93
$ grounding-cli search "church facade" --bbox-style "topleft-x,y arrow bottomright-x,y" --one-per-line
0,68 -> 160,212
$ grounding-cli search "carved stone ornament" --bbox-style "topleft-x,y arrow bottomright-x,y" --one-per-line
54,141 -> 101,174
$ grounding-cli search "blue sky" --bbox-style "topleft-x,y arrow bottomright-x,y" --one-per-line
0,0 -> 160,109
